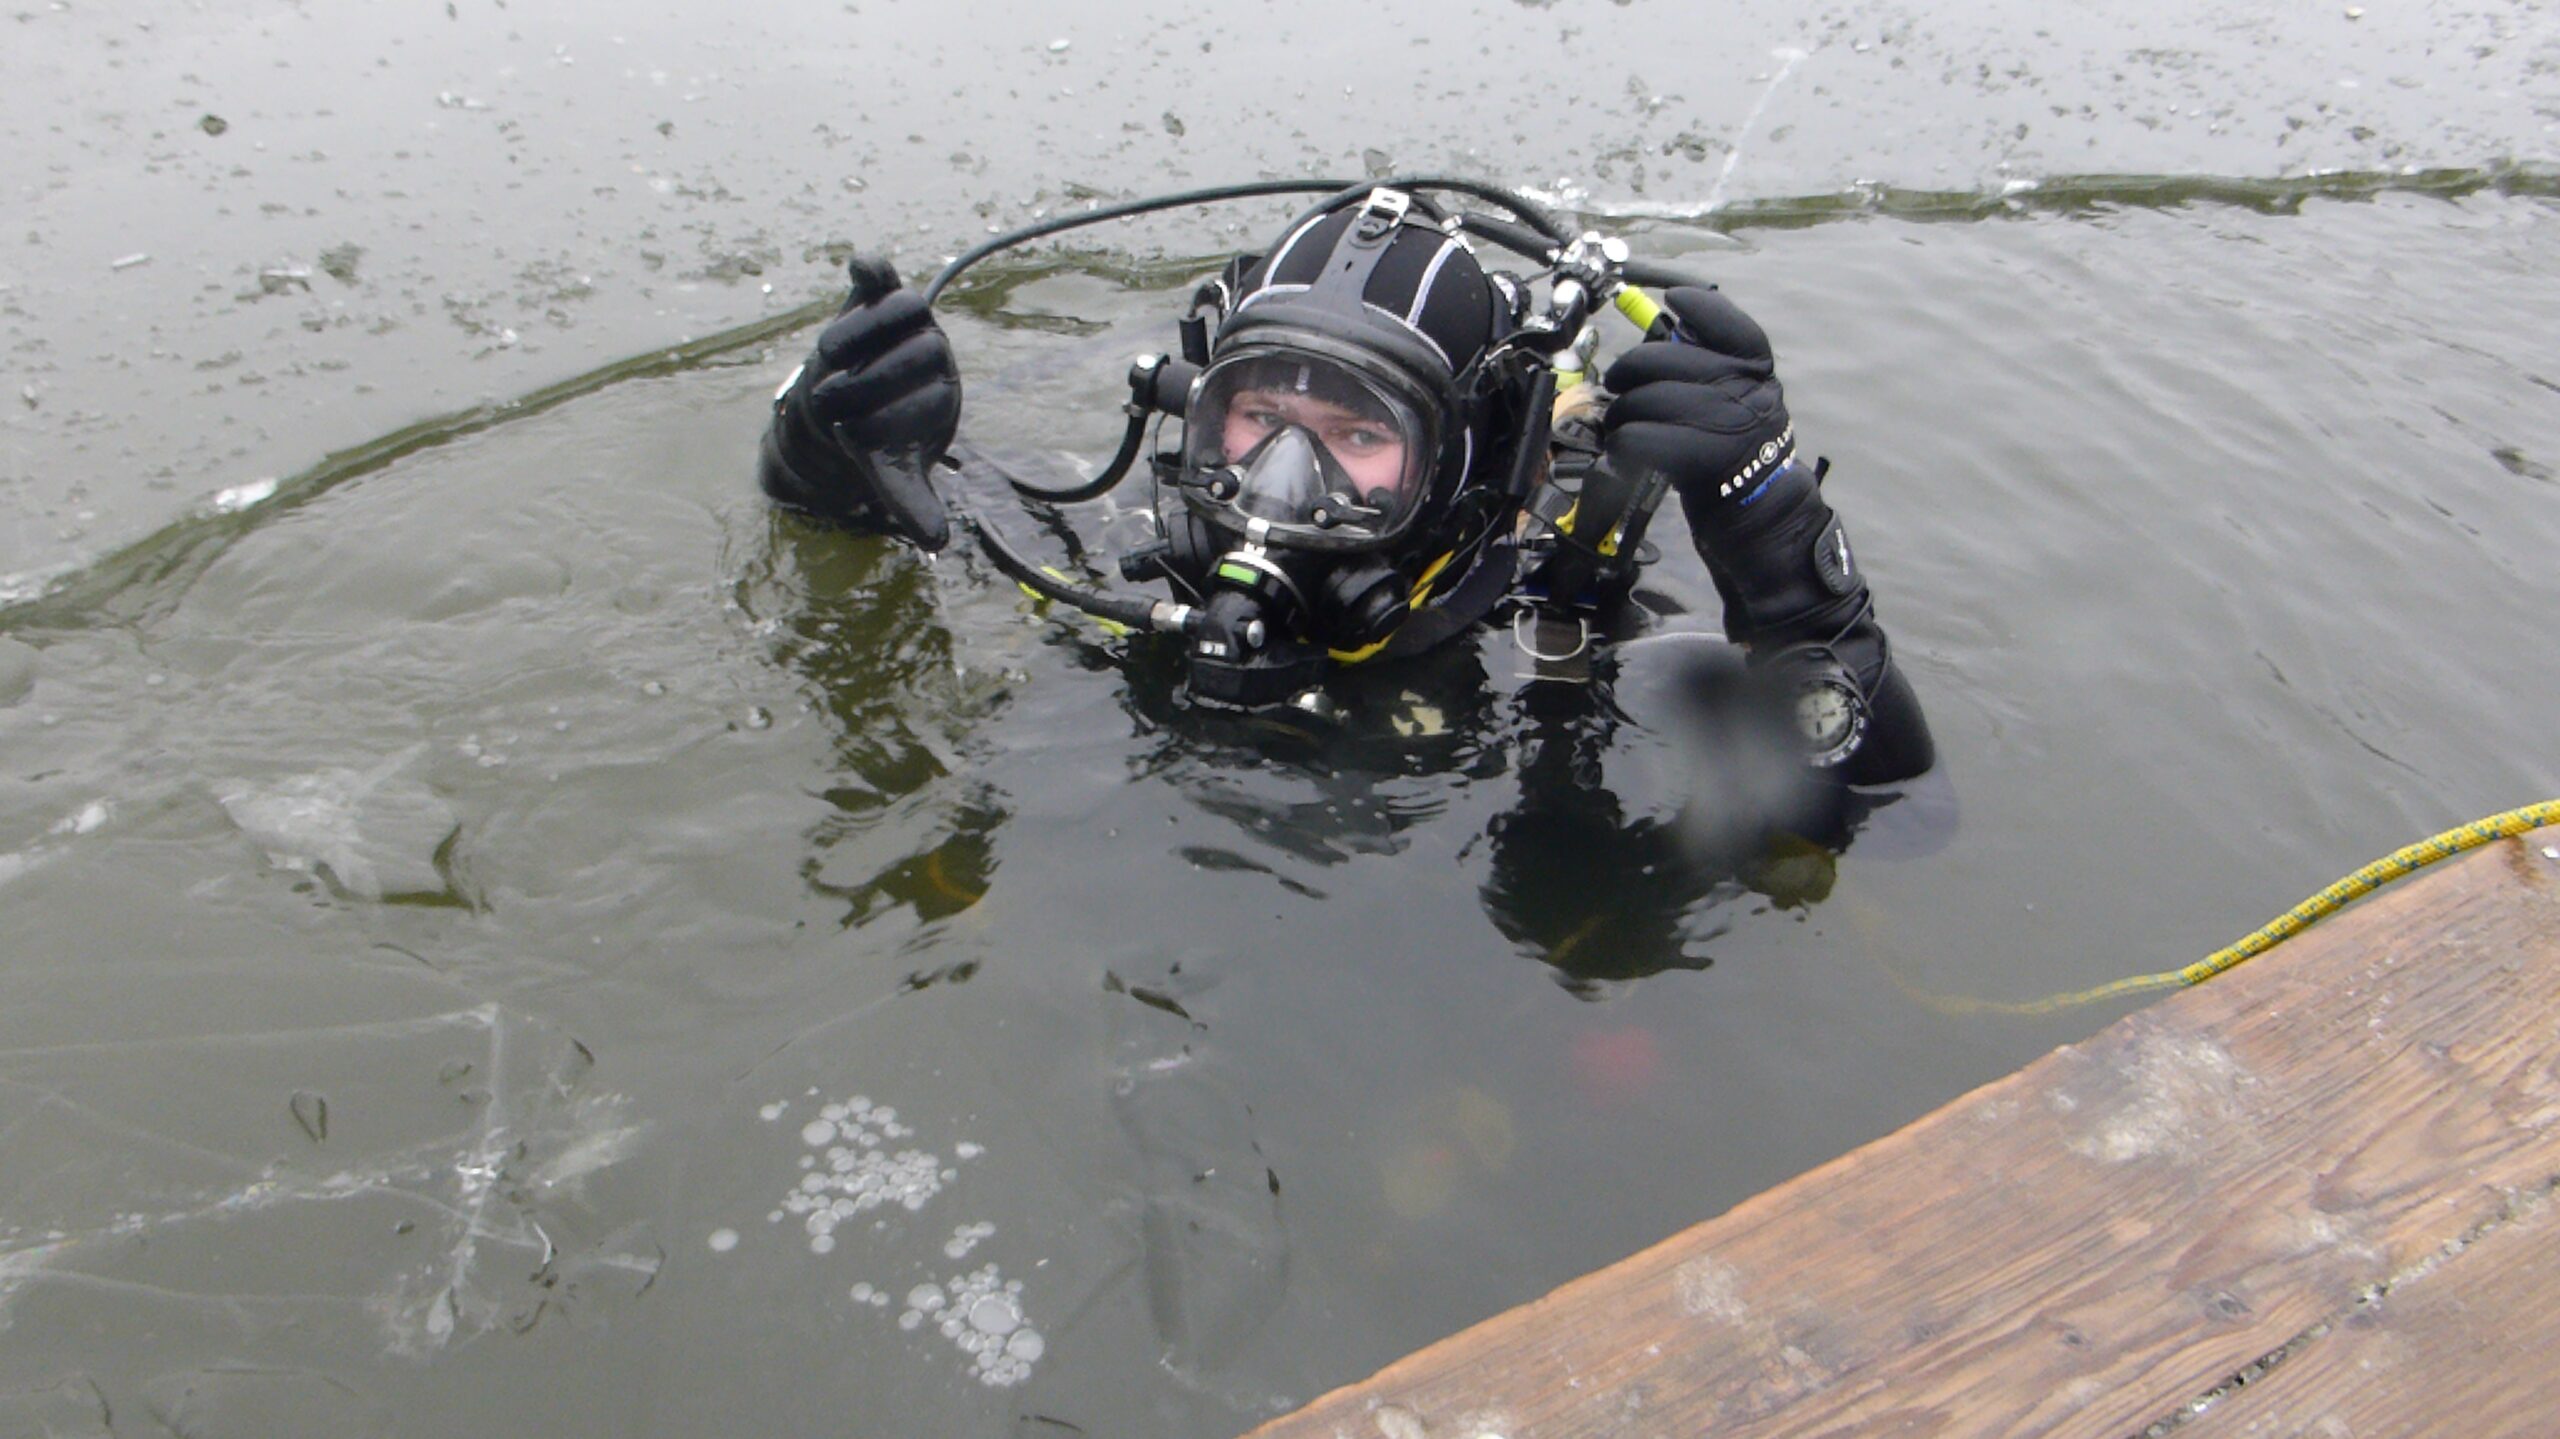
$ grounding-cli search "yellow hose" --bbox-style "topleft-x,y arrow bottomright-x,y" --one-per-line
1908,799 -> 2560,1017
1612,287 -> 1665,334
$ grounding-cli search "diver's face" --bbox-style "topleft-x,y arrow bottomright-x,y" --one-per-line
1221,388 -> 1411,500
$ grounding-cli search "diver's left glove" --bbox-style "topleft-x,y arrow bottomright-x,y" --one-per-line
759,256 -> 959,550
1600,287 -> 1934,782
1599,286 -> 1792,505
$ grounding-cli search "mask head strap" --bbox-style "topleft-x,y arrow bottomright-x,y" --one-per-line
1299,189 -> 1414,324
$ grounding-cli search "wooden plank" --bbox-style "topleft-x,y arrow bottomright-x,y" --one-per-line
2186,1180 -> 2560,1438
1244,829 -> 2560,1439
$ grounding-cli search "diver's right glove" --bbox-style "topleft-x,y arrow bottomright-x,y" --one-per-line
759,256 -> 960,550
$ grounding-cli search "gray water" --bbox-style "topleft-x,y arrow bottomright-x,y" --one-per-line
4,186 -> 2555,1436
6,0 -> 2560,1433
7,0 -> 2551,584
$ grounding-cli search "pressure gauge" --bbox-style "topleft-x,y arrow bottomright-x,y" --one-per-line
1791,669 -> 1869,769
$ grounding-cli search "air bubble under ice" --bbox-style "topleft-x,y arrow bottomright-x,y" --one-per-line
895,1266 -> 1045,1388
748,1091 -> 1045,1388
773,1099 -> 947,1250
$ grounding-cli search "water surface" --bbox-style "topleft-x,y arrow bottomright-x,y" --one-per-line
2,189 -> 2556,1436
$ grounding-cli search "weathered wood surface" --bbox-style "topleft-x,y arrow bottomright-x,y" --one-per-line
2191,1170 -> 2560,1437
1245,827 -> 2560,1439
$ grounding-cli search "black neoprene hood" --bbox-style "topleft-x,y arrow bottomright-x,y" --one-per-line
1210,200 -> 1509,523
1219,205 -> 1500,405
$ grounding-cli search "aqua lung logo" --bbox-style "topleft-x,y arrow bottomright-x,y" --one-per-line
1719,424 -> 1795,500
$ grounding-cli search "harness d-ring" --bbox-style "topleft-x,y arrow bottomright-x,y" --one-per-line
1511,607 -> 1591,663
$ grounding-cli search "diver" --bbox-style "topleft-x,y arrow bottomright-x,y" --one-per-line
755,181 -> 1934,787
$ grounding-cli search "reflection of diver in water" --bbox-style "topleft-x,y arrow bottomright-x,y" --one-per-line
1483,638 -> 1904,991
1119,616 -> 1944,990
736,513 -> 1007,928
754,179 -> 1947,964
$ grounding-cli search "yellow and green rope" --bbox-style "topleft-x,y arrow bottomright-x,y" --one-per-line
1914,799 -> 2560,1017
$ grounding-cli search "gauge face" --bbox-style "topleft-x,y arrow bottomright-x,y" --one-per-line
1794,677 -> 1867,765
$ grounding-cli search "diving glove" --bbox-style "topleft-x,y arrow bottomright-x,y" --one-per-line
1601,288 -> 1934,782
1599,286 -> 1793,511
759,256 -> 960,550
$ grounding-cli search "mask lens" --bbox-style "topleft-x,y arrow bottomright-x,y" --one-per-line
1182,349 -> 1431,547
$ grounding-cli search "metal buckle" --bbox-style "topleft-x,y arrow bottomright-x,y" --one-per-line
1354,187 -> 1411,240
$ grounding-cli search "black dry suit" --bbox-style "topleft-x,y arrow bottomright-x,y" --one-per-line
758,187 -> 1933,783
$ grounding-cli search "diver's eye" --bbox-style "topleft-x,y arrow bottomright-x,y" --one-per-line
1332,425 -> 1394,453
1236,407 -> 1285,433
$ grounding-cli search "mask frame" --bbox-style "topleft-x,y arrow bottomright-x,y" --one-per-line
1175,328 -> 1453,556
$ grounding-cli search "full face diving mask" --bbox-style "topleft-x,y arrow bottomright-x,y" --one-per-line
1178,340 -> 1442,553
1162,341 -> 1449,708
